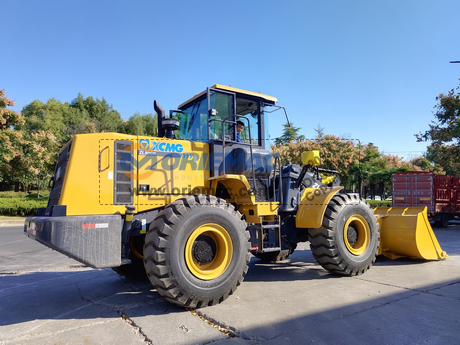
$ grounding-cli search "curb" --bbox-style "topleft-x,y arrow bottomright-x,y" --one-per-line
0,219 -> 27,227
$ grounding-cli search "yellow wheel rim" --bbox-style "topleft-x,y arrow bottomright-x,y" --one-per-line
343,215 -> 370,256
185,223 -> 233,280
130,237 -> 144,260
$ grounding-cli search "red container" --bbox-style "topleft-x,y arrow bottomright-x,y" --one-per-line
392,171 -> 460,216
433,174 -> 460,214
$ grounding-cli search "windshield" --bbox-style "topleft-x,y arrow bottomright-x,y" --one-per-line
175,97 -> 208,141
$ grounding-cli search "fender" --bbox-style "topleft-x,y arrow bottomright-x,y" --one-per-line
295,186 -> 343,228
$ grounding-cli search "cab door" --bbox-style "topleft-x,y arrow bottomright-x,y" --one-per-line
207,87 -> 237,142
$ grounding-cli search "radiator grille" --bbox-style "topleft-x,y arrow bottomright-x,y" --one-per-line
114,140 -> 133,205
248,178 -> 269,202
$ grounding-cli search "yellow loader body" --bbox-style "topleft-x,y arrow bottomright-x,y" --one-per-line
24,84 -> 448,309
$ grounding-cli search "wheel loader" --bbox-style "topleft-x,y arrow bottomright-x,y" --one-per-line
24,84 -> 448,308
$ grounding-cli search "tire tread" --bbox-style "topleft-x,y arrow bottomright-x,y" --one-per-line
309,193 -> 380,276
144,194 -> 250,307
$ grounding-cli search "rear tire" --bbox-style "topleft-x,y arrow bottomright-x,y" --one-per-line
309,193 -> 379,276
435,213 -> 449,227
144,195 -> 250,308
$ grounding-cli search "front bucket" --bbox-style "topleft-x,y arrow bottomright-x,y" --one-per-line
374,207 -> 448,260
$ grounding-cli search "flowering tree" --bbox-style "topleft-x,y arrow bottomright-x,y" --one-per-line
0,89 -> 60,192
271,135 -> 358,187
0,89 -> 26,189
272,136 -> 425,198
25,130 -> 60,196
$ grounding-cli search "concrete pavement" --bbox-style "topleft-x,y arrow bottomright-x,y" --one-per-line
1,223 -> 459,344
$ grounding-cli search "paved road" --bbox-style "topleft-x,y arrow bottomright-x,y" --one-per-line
1,224 -> 459,344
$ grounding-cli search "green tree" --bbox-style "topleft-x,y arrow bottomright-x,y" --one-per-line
314,123 -> 325,139
274,122 -> 305,145
410,156 -> 443,174
410,156 -> 431,170
62,107 -> 98,141
416,82 -> 460,175
124,112 -> 158,136
353,144 -> 421,198
22,95 -> 123,145
349,143 -> 381,196
70,93 -> 124,133
22,99 -> 67,142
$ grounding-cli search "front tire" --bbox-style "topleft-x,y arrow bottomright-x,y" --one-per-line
144,195 -> 250,308
309,193 -> 379,276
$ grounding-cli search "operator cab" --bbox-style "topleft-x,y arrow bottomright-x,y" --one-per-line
174,84 -> 277,149
171,85 -> 279,200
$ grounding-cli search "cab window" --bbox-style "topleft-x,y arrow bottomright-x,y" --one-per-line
235,97 -> 260,145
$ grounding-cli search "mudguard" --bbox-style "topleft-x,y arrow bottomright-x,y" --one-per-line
295,186 -> 343,228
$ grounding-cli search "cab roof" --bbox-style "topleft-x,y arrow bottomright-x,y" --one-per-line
178,84 -> 278,110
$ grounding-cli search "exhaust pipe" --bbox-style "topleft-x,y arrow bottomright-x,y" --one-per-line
154,100 -> 179,139
154,100 -> 165,137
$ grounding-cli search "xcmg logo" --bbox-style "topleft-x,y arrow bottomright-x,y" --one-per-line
139,139 -> 183,153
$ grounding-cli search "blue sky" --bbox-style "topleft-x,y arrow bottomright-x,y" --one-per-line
3,0 -> 460,160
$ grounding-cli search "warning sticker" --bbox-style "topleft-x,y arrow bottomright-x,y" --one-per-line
82,223 -> 109,229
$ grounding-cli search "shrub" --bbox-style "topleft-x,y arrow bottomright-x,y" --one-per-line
0,197 -> 47,216
0,191 -> 29,198
366,199 -> 392,208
